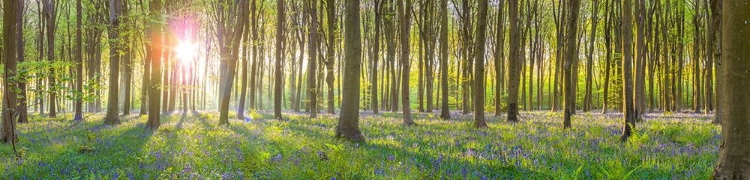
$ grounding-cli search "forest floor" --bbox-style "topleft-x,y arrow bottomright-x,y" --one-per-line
0,110 -> 717,179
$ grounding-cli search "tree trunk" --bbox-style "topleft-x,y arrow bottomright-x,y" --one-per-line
398,0 -> 415,125
274,0 -> 285,119
620,0 -> 636,142
473,0 -> 489,128
218,0 -> 249,125
43,0 -> 58,118
307,0 -> 319,118
494,0 -> 506,116
336,0 -> 365,142
507,0 -> 521,122
2,0 -> 20,144
710,0 -> 721,124
439,0 -> 450,119
713,0 -> 750,177
104,0 -> 123,125
325,0 -> 336,114
17,0 -> 28,123
583,0 -> 599,112
563,0 -> 580,129
602,0 -> 613,114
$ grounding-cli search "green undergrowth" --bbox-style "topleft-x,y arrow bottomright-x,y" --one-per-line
0,111 -> 718,179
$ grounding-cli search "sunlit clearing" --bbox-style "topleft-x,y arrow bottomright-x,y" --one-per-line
175,41 -> 198,63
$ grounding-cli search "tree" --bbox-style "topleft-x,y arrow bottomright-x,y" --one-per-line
16,0 -> 28,123
104,0 -> 124,125
274,0 -> 285,119
74,0 -> 84,121
620,0 -> 636,142
494,0 -> 505,116
307,0 -> 319,118
583,0 -> 599,112
713,0 -> 750,177
335,0 -> 365,142
325,0 -> 337,114
439,0 -> 450,120
398,0 -> 415,126
710,0 -> 721,124
472,0 -> 489,128
146,0 -> 164,129
563,0 -> 581,129
217,0 -> 250,125
2,0 -> 20,143
372,0 -> 383,114
42,0 -> 58,118
506,0 -> 520,122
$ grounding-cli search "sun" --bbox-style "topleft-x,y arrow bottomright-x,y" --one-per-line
175,41 -> 198,63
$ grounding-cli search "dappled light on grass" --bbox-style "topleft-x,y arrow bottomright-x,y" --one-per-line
0,111 -> 718,179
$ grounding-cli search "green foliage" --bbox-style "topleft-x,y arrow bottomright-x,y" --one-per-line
0,112 -> 718,179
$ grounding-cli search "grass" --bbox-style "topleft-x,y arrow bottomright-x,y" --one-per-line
0,110 -> 718,179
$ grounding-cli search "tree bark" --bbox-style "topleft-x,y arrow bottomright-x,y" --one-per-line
494,0 -> 506,116
274,0 -> 285,119
336,0 -> 365,142
563,0 -> 580,129
620,0 -> 636,142
2,0 -> 20,144
439,0 -> 450,119
398,0 -> 415,125
472,0 -> 489,128
583,0 -> 599,112
507,0 -> 520,122
104,0 -> 123,125
307,0 -> 319,118
713,0 -> 750,177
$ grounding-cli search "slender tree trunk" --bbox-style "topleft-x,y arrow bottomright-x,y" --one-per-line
145,13 -> 162,124
494,0 -> 506,116
104,0 -> 123,125
439,0 -> 450,119
473,0 -> 489,128
218,0 -> 249,125
336,0 -> 365,142
17,0 -> 28,123
398,0 -> 415,125
43,0 -> 58,118
620,0 -> 636,142
274,0 -> 285,119
602,0 -> 613,114
372,0 -> 383,114
2,0 -> 20,144
307,0 -> 319,118
583,0 -> 599,112
710,0 -> 721,124
563,0 -> 580,129
325,0 -> 336,114
507,0 -> 521,122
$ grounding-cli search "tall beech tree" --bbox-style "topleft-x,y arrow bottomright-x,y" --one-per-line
2,0 -> 20,143
398,0 -> 415,126
439,0 -> 450,120
336,0 -> 365,142
472,0 -> 489,128
563,0 -> 581,129
307,0 -> 319,118
274,0 -> 284,119
104,0 -> 124,125
620,0 -> 636,142
713,0 -> 750,177
146,0 -> 164,129
507,0 -> 520,122
217,0 -> 249,125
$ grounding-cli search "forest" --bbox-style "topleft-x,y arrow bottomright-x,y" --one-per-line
0,0 -> 749,179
